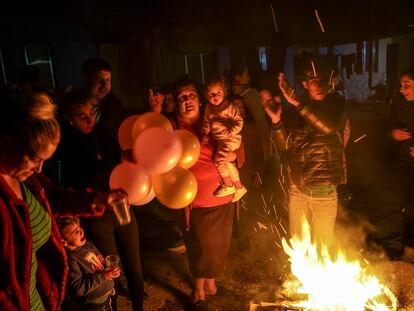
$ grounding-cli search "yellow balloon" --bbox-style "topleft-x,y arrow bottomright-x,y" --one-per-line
152,167 -> 198,209
131,112 -> 173,142
174,130 -> 201,169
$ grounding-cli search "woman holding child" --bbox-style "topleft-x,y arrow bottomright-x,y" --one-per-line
169,80 -> 236,310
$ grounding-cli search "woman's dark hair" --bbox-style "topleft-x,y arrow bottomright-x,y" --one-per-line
173,77 -> 202,103
400,68 -> 414,80
0,91 -> 60,158
82,57 -> 111,77
60,89 -> 94,117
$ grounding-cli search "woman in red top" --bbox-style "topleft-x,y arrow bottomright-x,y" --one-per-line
171,81 -> 234,309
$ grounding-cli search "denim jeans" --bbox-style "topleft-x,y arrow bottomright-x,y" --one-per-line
288,185 -> 338,247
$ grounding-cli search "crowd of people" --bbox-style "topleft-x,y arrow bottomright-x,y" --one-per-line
1,56 -> 414,311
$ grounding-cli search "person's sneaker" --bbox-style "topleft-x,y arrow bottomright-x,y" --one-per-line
166,240 -> 186,254
214,185 -> 236,197
232,186 -> 247,202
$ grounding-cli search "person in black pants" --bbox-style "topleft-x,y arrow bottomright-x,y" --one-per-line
45,89 -> 144,310
390,68 -> 414,261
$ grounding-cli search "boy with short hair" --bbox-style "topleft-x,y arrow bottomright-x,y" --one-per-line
58,217 -> 120,310
265,62 -> 348,248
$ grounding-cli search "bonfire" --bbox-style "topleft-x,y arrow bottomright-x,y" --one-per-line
279,221 -> 398,311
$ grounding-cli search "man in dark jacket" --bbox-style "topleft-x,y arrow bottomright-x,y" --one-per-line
265,65 -> 348,247
82,57 -> 130,133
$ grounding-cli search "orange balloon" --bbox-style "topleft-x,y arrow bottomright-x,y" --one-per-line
174,130 -> 201,169
131,112 -> 173,142
132,187 -> 156,205
152,167 -> 198,209
118,114 -> 140,150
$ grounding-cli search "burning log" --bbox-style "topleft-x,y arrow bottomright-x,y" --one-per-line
249,301 -> 304,311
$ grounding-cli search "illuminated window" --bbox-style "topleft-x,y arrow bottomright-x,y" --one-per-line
257,47 -> 267,71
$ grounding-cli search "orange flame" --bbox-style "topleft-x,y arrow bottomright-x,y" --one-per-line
281,220 -> 398,311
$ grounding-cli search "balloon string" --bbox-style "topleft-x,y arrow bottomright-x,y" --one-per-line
185,205 -> 191,231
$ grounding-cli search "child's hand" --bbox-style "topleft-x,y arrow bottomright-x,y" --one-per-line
149,89 -> 164,114
103,267 -> 121,280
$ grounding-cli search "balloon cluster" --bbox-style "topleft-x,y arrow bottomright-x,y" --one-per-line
111,112 -> 200,209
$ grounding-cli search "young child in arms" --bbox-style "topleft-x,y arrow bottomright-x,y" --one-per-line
202,76 -> 247,202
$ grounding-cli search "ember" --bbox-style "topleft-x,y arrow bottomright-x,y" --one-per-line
279,221 -> 398,311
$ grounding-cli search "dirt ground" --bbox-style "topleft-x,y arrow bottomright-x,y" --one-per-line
119,225 -> 287,311
115,198 -> 414,311
116,195 -> 290,311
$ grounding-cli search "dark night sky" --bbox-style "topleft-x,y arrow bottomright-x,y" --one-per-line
1,0 -> 414,45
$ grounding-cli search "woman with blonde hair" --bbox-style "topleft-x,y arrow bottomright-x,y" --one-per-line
0,90 -> 125,311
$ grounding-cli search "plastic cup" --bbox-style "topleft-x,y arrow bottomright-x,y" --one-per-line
112,197 -> 131,225
105,255 -> 120,269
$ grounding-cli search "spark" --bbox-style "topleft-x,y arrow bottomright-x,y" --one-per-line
273,204 -> 279,219
274,240 -> 282,249
311,60 -> 317,77
279,219 -> 287,234
278,177 -> 287,197
270,4 -> 279,34
257,221 -> 268,230
353,134 -> 367,143
260,193 -> 269,212
256,212 -> 267,219
241,199 -> 248,210
273,223 -> 282,240
256,171 -> 263,185
270,137 -> 280,160
289,88 -> 295,98
314,9 -> 325,33
328,70 -> 334,89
